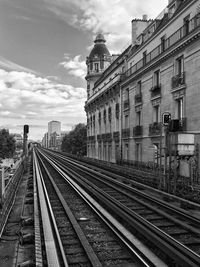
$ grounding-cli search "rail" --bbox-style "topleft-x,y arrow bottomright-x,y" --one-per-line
40,149 -> 200,267
33,150 -> 65,267
36,148 -> 166,266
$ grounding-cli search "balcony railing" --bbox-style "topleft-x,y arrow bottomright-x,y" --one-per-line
123,14 -> 200,82
169,118 -> 187,132
135,93 -> 142,104
87,135 -> 95,141
97,134 -> 102,141
171,72 -> 185,89
102,133 -> 112,141
113,131 -> 120,141
123,99 -> 130,110
151,84 -> 161,98
149,122 -> 162,136
133,125 -> 143,136
122,128 -> 130,138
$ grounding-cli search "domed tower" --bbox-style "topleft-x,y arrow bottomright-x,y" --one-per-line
85,33 -> 111,98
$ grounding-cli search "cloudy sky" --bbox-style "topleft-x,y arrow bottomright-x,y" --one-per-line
0,0 -> 168,140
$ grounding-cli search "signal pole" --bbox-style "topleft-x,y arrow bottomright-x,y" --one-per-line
162,112 -> 171,191
23,125 -> 29,169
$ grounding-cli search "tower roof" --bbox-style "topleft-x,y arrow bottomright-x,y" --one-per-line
94,33 -> 106,43
88,33 -> 110,59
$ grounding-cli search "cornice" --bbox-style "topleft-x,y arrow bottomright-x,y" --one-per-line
121,30 -> 200,87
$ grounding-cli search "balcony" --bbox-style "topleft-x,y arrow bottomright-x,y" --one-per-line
102,133 -> 112,142
149,122 -> 162,136
169,118 -> 187,132
122,128 -> 130,139
113,131 -> 120,141
171,72 -> 185,89
87,135 -> 95,141
133,125 -> 143,137
122,14 -> 200,83
123,99 -> 130,110
135,93 -> 142,104
150,84 -> 161,99
97,134 -> 102,141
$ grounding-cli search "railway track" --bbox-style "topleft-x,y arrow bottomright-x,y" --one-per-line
34,149 -> 163,266
37,148 -> 200,267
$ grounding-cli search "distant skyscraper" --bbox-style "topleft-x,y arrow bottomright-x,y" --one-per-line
48,121 -> 61,147
48,120 -> 61,135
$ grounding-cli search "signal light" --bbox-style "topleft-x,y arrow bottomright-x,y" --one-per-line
162,112 -> 171,125
24,125 -> 29,134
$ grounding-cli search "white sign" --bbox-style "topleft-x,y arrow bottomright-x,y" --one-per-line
178,144 -> 195,156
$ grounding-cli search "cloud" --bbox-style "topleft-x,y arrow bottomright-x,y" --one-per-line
59,54 -> 86,79
0,56 -> 40,75
0,68 -> 87,139
44,0 -> 168,53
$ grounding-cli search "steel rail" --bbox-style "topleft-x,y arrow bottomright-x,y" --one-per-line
55,157 -> 200,236
35,150 -> 103,267
38,148 -> 200,267
33,150 -> 67,267
37,148 -> 166,267
46,149 -> 200,226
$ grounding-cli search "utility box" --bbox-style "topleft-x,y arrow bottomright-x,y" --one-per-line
169,133 -> 195,156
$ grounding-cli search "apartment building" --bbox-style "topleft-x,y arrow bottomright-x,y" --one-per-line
85,0 -> 200,168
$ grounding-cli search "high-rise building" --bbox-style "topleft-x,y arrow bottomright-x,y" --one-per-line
48,121 -> 61,148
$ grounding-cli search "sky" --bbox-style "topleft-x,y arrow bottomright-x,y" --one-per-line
0,0 -> 168,140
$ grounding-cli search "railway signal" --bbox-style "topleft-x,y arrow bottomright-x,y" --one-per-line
162,112 -> 171,126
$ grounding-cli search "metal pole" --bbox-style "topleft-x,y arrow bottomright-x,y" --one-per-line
173,154 -> 178,195
168,132 -> 172,193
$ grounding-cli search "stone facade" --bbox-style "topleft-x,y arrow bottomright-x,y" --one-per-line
85,0 -> 200,167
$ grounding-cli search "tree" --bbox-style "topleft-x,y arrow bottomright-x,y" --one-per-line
61,123 -> 87,156
0,129 -> 16,159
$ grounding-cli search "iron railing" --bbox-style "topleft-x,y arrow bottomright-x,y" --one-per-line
133,125 -> 143,136
123,99 -> 130,110
122,128 -> 130,138
135,93 -> 142,104
149,122 -> 162,136
171,72 -> 185,89
151,84 -> 161,98
123,14 -> 200,81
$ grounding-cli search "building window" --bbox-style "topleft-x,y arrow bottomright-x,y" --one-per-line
161,36 -> 165,52
184,15 -> 190,35
93,115 -> 95,126
177,98 -> 183,119
137,81 -> 142,94
143,51 -> 147,65
176,56 -> 184,75
125,88 -> 129,100
125,115 -> 129,128
169,4 -> 175,18
95,63 -> 99,72
108,107 -> 112,122
125,143 -> 129,160
115,103 -> 119,119
136,111 -> 141,126
153,105 -> 160,123
154,70 -> 160,86
98,112 -> 101,125
103,109 -> 106,123
136,143 -> 141,162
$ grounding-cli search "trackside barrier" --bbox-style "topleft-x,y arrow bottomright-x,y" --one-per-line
0,158 -> 25,237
